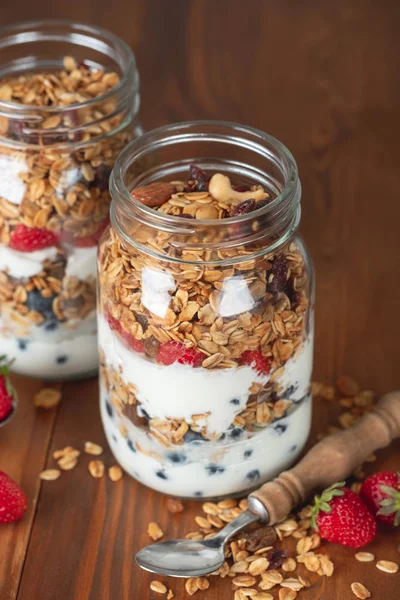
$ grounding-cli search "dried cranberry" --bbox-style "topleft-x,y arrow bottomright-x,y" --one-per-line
266,549 -> 288,569
179,213 -> 194,219
186,164 -> 210,192
134,312 -> 148,331
143,335 -> 160,358
230,199 -> 256,217
93,164 -> 112,192
267,255 -> 288,296
233,184 -> 251,192
255,196 -> 272,210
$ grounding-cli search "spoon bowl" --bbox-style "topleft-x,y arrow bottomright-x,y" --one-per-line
135,509 -> 260,577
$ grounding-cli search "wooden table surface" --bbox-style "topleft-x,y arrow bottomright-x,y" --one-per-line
1,1 -> 400,599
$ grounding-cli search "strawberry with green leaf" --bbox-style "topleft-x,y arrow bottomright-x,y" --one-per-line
311,481 -> 377,548
360,471 -> 400,527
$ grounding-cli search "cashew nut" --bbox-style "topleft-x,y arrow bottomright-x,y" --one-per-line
209,173 -> 268,205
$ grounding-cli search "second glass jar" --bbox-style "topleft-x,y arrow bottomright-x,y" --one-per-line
98,121 -> 314,499
0,20 -> 142,380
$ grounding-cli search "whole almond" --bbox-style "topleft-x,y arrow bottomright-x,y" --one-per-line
131,182 -> 175,208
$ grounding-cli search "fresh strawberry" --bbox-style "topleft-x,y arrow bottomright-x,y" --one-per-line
239,350 -> 271,375
311,482 -> 377,548
9,225 -> 58,252
105,309 -> 144,353
0,356 -> 16,424
157,341 -> 204,367
360,471 -> 400,526
0,471 -> 27,524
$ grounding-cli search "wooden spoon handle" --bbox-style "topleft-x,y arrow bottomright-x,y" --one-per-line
249,391 -> 400,525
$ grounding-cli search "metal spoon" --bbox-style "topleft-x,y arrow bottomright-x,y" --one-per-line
135,392 -> 400,578
136,500 -> 266,577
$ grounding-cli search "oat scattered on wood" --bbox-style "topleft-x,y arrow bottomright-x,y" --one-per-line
40,469 -> 61,481
351,582 -> 371,599
376,560 -> 399,574
84,441 -> 104,456
88,460 -> 104,479
108,465 -> 123,482
147,522 -> 163,541
149,581 -> 167,594
33,388 -> 61,409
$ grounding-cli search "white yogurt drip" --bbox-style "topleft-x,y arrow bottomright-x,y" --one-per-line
65,246 -> 97,280
0,245 -> 59,278
0,155 -> 27,205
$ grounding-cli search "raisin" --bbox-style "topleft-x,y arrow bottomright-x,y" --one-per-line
234,184 -> 251,192
186,164 -> 210,192
267,255 -> 288,296
244,526 -> 277,552
266,549 -> 288,569
143,336 -> 159,358
230,199 -> 256,217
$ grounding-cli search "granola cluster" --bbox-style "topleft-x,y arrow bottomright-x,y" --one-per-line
0,57 -> 136,341
98,165 -> 312,442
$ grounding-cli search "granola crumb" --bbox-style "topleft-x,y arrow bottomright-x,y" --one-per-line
351,582 -> 371,599
147,522 -> 164,541
84,441 -> 104,456
33,388 -> 61,409
88,460 -> 104,478
166,497 -> 185,513
149,580 -> 167,594
40,469 -> 61,481
108,465 -> 123,482
167,591 -> 174,599
376,560 -> 399,574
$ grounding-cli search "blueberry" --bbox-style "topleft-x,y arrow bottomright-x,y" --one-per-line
127,439 -> 136,453
184,430 -> 204,444
230,398 -> 240,405
205,464 -> 225,475
56,355 -> 68,364
26,290 -> 57,323
156,470 -> 168,480
138,407 -> 150,420
290,445 -> 298,453
17,339 -> 28,350
229,427 -> 243,439
167,452 -> 187,464
112,434 -> 117,443
244,449 -> 253,459
44,319 -> 59,332
194,491 -> 203,497
285,385 -> 297,397
246,469 -> 261,481
106,401 -> 113,418
274,423 -> 287,435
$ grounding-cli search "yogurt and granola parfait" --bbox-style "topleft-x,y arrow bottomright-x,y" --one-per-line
98,122 -> 314,499
0,21 -> 141,379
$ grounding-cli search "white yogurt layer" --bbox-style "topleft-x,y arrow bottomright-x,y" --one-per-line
0,245 -> 59,278
100,385 -> 312,498
65,246 -> 97,280
98,314 -> 313,437
98,314 -> 270,436
0,327 -> 98,379
0,154 -> 27,205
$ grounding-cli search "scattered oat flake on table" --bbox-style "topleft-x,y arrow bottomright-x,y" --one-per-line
185,578 -> 199,595
355,552 -> 375,562
167,591 -> 174,599
57,455 -> 78,471
336,375 -> 360,396
88,460 -> 104,478
376,560 -> 399,574
33,388 -> 61,409
166,497 -> 185,513
351,582 -> 371,599
108,465 -> 123,482
278,589 -> 297,600
148,522 -> 163,541
150,580 -> 167,594
84,441 -> 103,455
40,469 -> 61,481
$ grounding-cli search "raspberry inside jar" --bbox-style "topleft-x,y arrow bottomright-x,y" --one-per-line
98,122 -> 314,499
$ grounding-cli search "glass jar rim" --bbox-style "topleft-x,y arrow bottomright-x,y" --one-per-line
0,19 -> 138,115
110,120 -> 302,266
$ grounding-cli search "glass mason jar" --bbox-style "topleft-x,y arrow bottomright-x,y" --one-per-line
98,121 -> 314,499
0,20 -> 142,380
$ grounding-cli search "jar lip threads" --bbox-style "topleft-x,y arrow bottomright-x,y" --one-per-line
0,20 -> 142,380
98,125 -> 314,498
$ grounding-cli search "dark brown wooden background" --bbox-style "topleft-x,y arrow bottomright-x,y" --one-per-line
0,1 -> 400,599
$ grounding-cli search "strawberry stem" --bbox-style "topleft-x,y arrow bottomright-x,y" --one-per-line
311,481 -> 346,530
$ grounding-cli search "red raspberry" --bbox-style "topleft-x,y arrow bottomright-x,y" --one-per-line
0,471 -> 28,524
239,350 -> 271,375
157,341 -> 204,367
9,225 -> 58,252
105,310 -> 144,354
